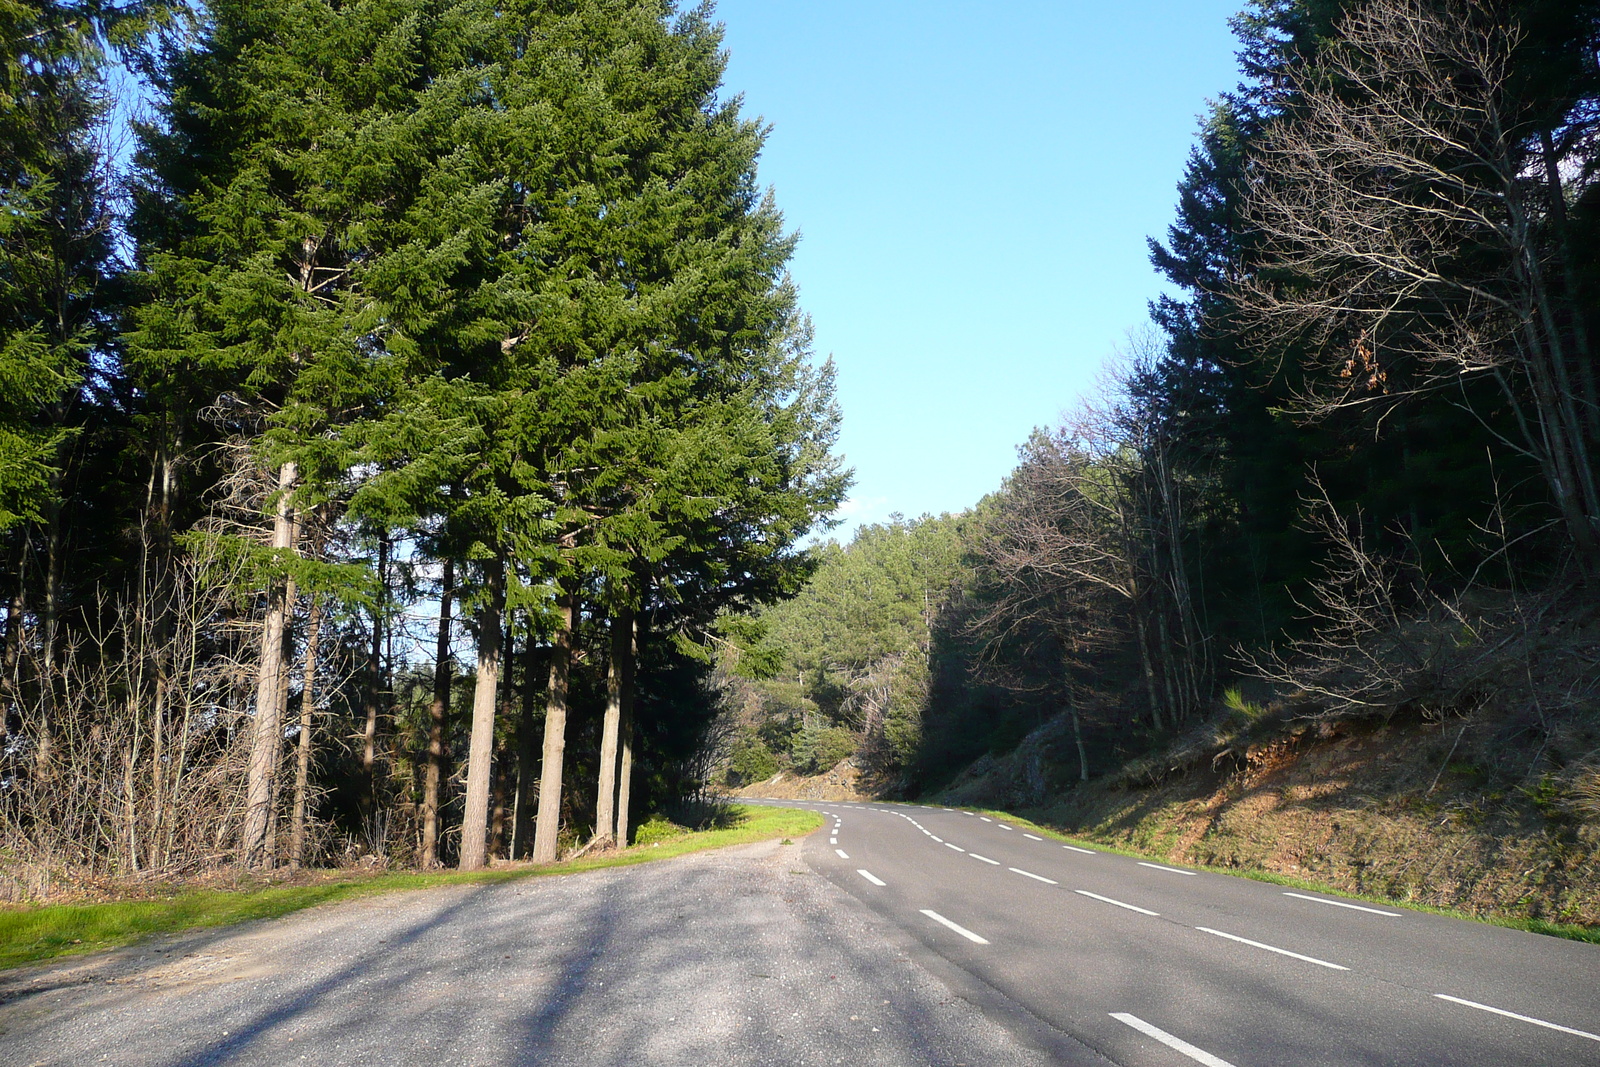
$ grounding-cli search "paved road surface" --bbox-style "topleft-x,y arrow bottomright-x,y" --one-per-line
0,836 -> 1086,1066
759,797 -> 1600,1067
4,803 -> 1596,1066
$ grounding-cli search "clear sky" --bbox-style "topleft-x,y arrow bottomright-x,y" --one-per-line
712,1 -> 1245,538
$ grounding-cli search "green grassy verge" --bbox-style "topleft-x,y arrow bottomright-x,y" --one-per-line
943,803 -> 1600,945
0,803 -> 823,972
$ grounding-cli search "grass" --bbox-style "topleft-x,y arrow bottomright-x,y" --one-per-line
0,803 -> 823,972
943,802 -> 1600,946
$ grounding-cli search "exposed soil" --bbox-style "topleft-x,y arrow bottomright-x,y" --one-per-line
942,711 -> 1600,928
728,759 -> 872,802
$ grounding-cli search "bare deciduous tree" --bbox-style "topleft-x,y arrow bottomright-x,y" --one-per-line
1240,0 -> 1600,561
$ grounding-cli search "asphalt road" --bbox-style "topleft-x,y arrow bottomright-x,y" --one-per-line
0,836 -> 1081,1067
756,797 -> 1600,1067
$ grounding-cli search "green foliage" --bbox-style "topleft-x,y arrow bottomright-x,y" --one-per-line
721,513 -> 973,781
630,814 -> 688,847
790,723 -> 858,775
725,736 -> 780,786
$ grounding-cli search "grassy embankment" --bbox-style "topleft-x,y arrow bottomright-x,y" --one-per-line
0,803 -> 822,971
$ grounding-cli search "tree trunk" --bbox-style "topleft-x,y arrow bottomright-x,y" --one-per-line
241,461 -> 297,868
489,734 -> 511,860
614,614 -> 636,846
1540,128 -> 1599,445
288,593 -> 322,869
512,635 -> 540,859
361,534 -> 389,824
593,605 -> 632,847
265,569 -> 296,863
458,554 -> 505,870
1070,705 -> 1088,782
421,559 -> 454,868
532,587 -> 575,863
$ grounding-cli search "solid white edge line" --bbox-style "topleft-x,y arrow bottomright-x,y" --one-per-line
920,909 -> 990,944
1023,833 -> 1042,841
1283,891 -> 1400,916
856,869 -> 885,886
1140,861 -> 1197,876
1009,867 -> 1059,885
1194,927 -> 1348,970
970,853 -> 1001,865
945,843 -> 965,852
1110,1013 -> 1237,1067
835,849 -> 849,859
1075,889 -> 1158,916
1063,844 -> 1097,855
1434,994 -> 1600,1043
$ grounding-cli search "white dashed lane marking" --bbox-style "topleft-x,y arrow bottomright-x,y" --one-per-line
1282,892 -> 1400,916
1110,1014 -> 1237,1067
920,909 -> 990,945
1195,927 -> 1348,971
969,854 -> 1001,866
1434,995 -> 1600,1043
835,849 -> 849,859
1063,845 -> 1097,855
1139,861 -> 1196,876
1023,833 -> 1042,841
856,869 -> 886,887
1008,867 -> 1057,885
945,843 -> 966,852
1075,889 -> 1158,916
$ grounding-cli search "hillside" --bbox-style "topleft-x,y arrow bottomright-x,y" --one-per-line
936,671 -> 1600,930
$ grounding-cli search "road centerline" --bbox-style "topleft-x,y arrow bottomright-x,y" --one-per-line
970,853 -> 1001,865
1008,867 -> 1058,884
856,869 -> 886,886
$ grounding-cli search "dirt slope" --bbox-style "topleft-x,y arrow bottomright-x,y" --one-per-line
939,711 -> 1600,927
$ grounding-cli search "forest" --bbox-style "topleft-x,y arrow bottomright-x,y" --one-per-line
0,0 -> 847,891
720,0 -> 1600,837
4,0 -> 1599,899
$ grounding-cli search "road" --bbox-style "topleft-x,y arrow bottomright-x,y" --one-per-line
0,836 -> 1073,1066
759,797 -> 1600,1067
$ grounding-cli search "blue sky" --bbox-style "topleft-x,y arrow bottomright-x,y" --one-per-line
712,1 -> 1245,538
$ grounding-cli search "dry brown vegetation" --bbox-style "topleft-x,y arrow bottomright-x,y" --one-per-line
938,577 -> 1600,926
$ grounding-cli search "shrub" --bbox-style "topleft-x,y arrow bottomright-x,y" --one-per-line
725,738 -> 781,786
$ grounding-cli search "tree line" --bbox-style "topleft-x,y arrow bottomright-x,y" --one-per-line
719,0 -> 1600,799
0,0 -> 845,885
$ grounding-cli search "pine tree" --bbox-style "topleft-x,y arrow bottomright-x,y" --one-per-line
130,0 -> 462,866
